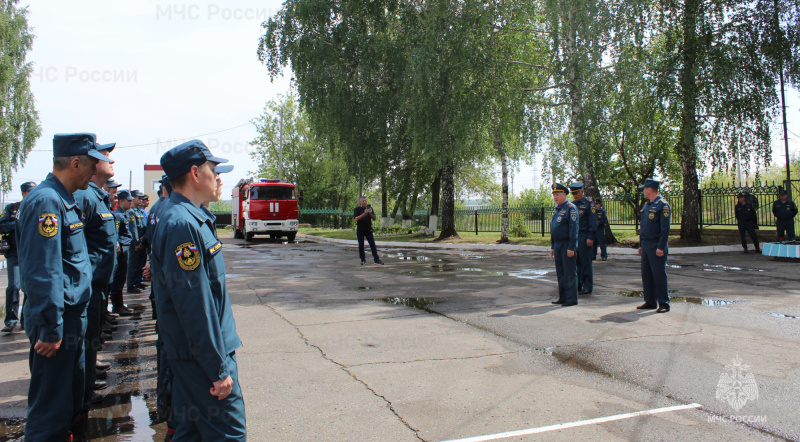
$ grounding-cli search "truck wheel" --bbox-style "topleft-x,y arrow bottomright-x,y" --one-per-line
287,233 -> 297,243
269,233 -> 278,240
234,228 -> 243,239
245,231 -> 254,242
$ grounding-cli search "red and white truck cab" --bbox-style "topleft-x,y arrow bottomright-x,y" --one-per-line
232,178 -> 300,242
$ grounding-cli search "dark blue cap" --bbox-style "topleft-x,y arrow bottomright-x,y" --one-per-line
638,178 -> 660,190
568,182 -> 584,192
160,139 -> 228,181
20,181 -> 36,193
779,189 -> 788,195
94,141 -> 116,153
158,174 -> 170,183
142,195 -> 149,200
117,190 -> 134,201
737,192 -> 746,198
551,183 -> 568,193
131,190 -> 144,198
214,164 -> 234,174
107,179 -> 122,188
53,133 -> 112,162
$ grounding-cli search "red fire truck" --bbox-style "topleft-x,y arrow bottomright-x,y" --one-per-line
232,178 -> 300,242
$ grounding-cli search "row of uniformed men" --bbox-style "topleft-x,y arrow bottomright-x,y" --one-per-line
549,179 -> 671,312
11,134 -> 245,441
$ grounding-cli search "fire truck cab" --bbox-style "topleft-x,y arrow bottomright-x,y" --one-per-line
232,178 -> 300,242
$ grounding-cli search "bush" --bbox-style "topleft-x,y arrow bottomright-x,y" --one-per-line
509,215 -> 531,238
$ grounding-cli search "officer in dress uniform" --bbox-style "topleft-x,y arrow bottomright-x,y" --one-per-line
637,178 -> 671,313
569,182 -> 597,294
772,189 -> 798,241
735,192 -> 760,253
151,140 -> 245,440
16,133 -> 112,441
127,190 -> 147,293
550,183 -> 579,307
0,181 -> 35,334
111,191 -> 135,315
73,139 -> 117,413
592,197 -> 608,261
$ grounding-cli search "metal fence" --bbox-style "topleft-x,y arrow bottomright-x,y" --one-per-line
271,182 -> 797,234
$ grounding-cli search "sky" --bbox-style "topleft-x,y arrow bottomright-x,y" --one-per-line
2,1 -> 799,204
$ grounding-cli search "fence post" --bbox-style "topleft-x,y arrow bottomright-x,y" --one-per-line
541,207 -> 545,237
699,189 -> 703,234
474,210 -> 478,235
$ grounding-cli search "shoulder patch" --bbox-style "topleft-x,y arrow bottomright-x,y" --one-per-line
591,206 -> 596,213
208,240 -> 222,256
175,242 -> 201,271
38,213 -> 59,237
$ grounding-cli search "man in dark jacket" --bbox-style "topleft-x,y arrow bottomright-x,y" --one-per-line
735,193 -> 760,253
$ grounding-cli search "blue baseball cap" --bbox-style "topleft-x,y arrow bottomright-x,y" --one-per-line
20,181 -> 36,193
95,141 -> 116,153
638,178 -> 660,190
117,190 -> 134,201
53,133 -> 112,162
160,139 -> 228,180
107,179 -> 122,188
214,164 -> 234,174
131,189 -> 144,198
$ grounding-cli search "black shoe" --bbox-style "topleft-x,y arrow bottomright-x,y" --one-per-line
101,332 -> 113,341
1,325 -> 14,334
578,290 -> 592,295
127,287 -> 142,294
91,392 -> 104,404
360,260 -> 366,266
562,302 -> 578,307
373,261 -> 384,265
103,322 -> 117,332
136,283 -> 147,289
94,380 -> 108,391
96,361 -> 111,370
656,305 -> 670,313
105,316 -> 118,325
113,307 -> 134,316
743,249 -> 749,254
95,369 -> 107,379
637,303 -> 657,310
601,257 -> 608,261
551,300 -> 565,304
755,248 -> 761,253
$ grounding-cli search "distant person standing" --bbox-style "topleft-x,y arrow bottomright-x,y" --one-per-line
550,183 -> 579,307
772,189 -> 797,241
592,197 -> 608,261
569,182 -> 596,294
735,192 -> 760,253
0,181 -> 35,334
637,178 -> 671,313
353,196 -> 383,266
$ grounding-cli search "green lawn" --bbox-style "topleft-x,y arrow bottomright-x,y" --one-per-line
300,228 -> 745,247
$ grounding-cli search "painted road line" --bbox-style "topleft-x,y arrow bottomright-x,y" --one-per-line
441,403 -> 703,442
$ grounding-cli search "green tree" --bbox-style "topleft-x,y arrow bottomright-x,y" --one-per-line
0,0 -> 40,192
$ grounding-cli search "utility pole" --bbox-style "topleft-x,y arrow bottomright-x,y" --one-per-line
279,108 -> 284,181
129,170 -> 132,191
736,151 -> 742,187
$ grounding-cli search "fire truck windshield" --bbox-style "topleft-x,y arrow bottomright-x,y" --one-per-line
250,186 -> 295,200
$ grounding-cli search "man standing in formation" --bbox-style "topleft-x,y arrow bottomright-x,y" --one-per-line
126,190 -> 148,294
151,140 -> 246,440
550,183 -> 579,307
0,181 -> 35,334
637,178 -> 671,313
735,192 -> 760,253
773,189 -> 797,241
593,197 -> 608,261
569,182 -> 596,295
111,190 -> 135,315
16,133 -> 113,440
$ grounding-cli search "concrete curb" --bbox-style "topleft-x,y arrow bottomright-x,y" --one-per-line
297,234 -> 744,255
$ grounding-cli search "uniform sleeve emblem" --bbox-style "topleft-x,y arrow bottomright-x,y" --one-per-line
175,242 -> 201,271
208,241 -> 222,256
663,204 -> 671,217
130,215 -> 135,222
649,213 -> 655,219
38,213 -> 59,237
591,206 -> 596,213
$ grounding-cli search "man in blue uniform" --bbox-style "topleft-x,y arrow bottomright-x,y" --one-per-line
637,178 -> 671,313
151,140 -> 245,440
127,190 -> 147,293
735,192 -> 760,253
772,189 -> 797,241
0,181 -> 35,334
569,182 -> 597,294
550,183 -> 579,307
592,197 -> 608,261
74,139 -> 117,412
111,190 -> 135,315
16,133 -> 112,441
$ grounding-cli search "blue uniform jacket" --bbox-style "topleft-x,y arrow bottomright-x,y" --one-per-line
144,196 -> 166,247
15,173 -> 92,342
772,200 -> 798,221
151,192 -> 241,383
126,207 -> 145,246
639,195 -> 671,250
0,202 -> 21,254
113,206 -> 133,246
74,182 -> 117,283
735,202 -> 757,226
596,207 -> 607,228
550,202 -> 579,251
572,196 -> 597,237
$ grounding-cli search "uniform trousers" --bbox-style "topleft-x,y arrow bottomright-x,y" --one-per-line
593,228 -> 608,260
776,220 -> 795,241
4,254 -> 20,327
553,241 -> 578,304
83,281 -> 107,412
576,232 -> 593,292
170,353 -> 246,441
640,240 -> 669,307
738,224 -> 759,249
127,245 -> 147,290
24,304 -> 87,441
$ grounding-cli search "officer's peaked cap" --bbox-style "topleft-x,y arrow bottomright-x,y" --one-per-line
638,178 -> 660,190
568,182 -> 584,191
160,139 -> 229,181
53,133 -> 112,162
551,183 -> 568,193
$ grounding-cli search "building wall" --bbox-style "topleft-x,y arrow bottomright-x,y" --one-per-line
144,164 -> 163,203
